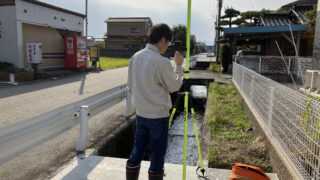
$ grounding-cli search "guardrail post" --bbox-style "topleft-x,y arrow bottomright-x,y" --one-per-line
76,105 -> 89,153
124,87 -> 131,118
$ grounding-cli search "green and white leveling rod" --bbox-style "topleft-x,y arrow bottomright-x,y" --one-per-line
168,0 -> 205,179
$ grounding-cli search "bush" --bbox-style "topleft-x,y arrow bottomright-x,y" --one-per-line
220,44 -> 232,73
5,66 -> 19,73
0,61 -> 19,73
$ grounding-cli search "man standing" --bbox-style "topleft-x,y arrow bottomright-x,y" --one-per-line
126,23 -> 184,180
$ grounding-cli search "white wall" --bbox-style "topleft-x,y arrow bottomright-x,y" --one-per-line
16,0 -> 84,33
0,6 -> 19,68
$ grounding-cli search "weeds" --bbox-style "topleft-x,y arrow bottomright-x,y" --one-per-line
208,82 -> 251,135
208,63 -> 221,73
207,82 -> 272,171
90,57 -> 130,69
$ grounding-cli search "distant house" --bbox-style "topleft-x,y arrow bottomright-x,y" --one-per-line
95,38 -> 105,47
0,0 -> 85,70
87,36 -> 105,47
104,17 -> 153,52
87,36 -> 96,47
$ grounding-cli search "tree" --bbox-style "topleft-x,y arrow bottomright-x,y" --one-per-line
301,5 -> 317,55
171,24 -> 195,53
220,8 -> 240,28
97,43 -> 106,49
239,9 -> 271,27
305,5 -> 317,27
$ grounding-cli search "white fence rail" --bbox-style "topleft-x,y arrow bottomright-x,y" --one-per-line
233,63 -> 320,179
0,84 -> 130,165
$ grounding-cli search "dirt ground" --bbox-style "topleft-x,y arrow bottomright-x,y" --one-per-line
209,133 -> 273,172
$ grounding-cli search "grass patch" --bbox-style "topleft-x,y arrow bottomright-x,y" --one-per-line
209,82 -> 250,135
208,62 -> 221,73
91,57 -> 130,70
207,82 -> 272,172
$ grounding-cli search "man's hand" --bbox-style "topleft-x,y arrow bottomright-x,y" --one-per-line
174,51 -> 184,66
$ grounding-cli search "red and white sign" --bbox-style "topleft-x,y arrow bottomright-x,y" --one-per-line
26,43 -> 42,64
67,37 -> 74,54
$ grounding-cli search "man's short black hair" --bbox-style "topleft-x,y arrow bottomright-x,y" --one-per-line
147,23 -> 172,44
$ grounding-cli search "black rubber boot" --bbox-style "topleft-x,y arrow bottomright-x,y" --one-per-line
148,170 -> 164,180
126,161 -> 140,180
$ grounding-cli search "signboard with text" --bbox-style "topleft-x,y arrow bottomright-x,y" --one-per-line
26,43 -> 42,64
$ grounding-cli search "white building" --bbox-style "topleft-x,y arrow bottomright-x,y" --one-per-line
0,0 -> 85,70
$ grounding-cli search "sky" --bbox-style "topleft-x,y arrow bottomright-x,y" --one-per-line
40,0 -> 295,45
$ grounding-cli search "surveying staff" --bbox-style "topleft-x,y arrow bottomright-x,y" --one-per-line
126,23 -> 184,180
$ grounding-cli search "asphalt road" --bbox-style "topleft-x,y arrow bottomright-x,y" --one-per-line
0,67 -> 134,180
0,54 -> 218,180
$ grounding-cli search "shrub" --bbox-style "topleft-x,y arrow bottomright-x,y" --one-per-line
220,43 -> 232,73
0,61 -> 19,73
5,66 -> 19,73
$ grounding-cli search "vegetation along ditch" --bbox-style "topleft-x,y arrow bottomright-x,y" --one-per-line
207,82 -> 273,172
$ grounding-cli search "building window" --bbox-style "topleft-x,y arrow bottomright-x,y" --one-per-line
130,27 -> 140,33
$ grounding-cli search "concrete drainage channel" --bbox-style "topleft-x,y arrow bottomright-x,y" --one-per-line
93,78 -> 213,168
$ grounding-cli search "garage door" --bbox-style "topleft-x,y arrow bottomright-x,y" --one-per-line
22,23 -> 65,69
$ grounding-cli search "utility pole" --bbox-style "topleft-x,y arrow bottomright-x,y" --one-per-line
85,0 -> 88,68
215,0 -> 222,64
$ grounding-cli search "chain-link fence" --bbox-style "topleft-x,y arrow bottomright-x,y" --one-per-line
235,55 -> 316,78
233,63 -> 320,179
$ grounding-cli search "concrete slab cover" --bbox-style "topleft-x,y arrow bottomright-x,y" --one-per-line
51,155 -> 279,180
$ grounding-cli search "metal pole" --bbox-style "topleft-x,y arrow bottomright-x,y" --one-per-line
215,0 -> 222,64
289,24 -> 305,87
85,0 -> 88,68
275,41 -> 298,91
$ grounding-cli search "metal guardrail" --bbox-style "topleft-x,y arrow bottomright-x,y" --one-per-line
233,63 -> 320,179
0,84 -> 130,165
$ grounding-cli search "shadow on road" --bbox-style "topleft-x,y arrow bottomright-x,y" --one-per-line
0,72 -> 88,99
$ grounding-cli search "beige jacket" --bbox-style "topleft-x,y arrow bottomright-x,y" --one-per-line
128,44 -> 184,118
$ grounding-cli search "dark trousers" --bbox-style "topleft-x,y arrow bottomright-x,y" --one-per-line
128,115 -> 169,174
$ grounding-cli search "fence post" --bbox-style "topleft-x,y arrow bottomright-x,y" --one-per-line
124,87 -> 131,118
241,66 -> 245,89
250,75 -> 255,102
288,58 -> 291,75
259,57 -> 262,74
76,105 -> 89,153
268,87 -> 274,134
